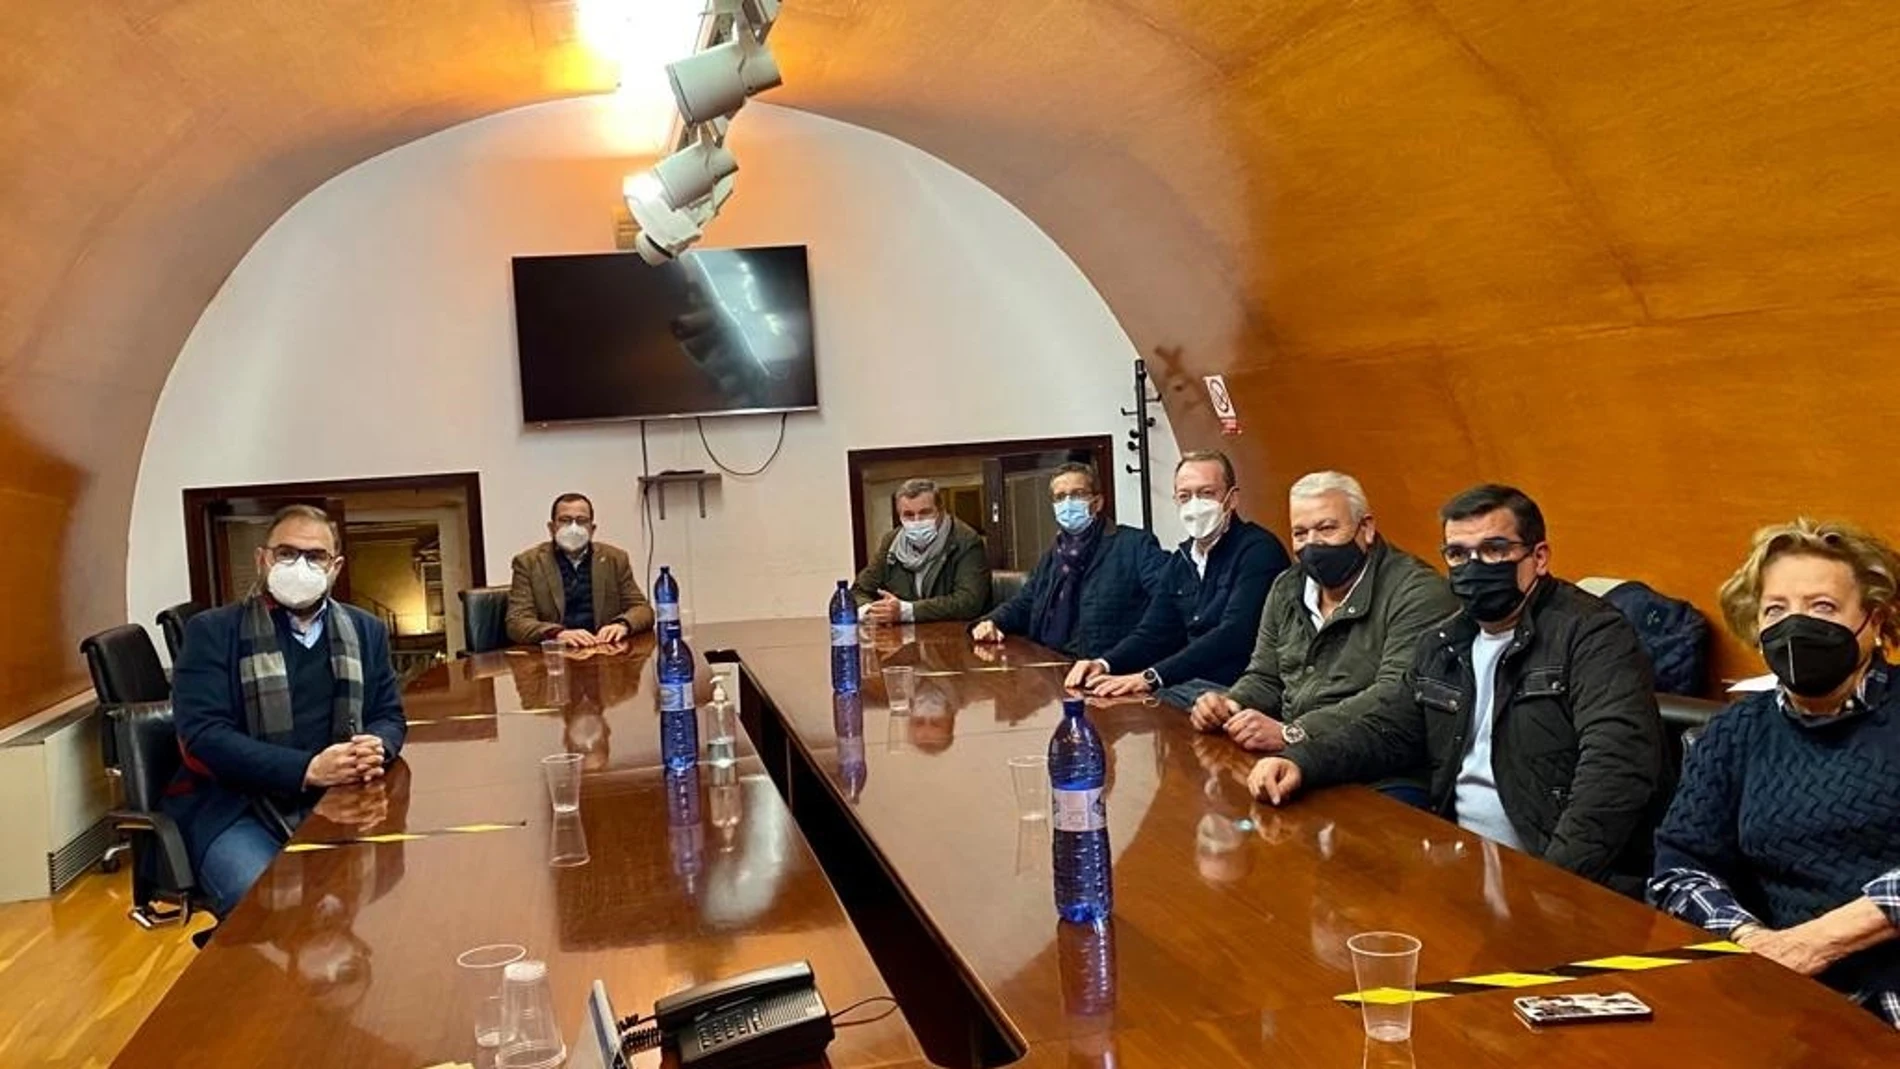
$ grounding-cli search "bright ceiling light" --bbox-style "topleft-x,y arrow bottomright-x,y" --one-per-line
577,1 -> 707,87
575,0 -> 707,152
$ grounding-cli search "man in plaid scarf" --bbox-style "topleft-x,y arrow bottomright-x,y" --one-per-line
163,505 -> 407,918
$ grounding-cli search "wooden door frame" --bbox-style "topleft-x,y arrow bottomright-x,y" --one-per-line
182,472 -> 486,607
846,436 -> 1116,572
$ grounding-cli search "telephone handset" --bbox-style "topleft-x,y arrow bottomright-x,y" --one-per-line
578,961 -> 835,1069
657,961 -> 834,1068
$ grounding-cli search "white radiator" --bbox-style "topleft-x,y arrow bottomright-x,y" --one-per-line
0,696 -> 113,902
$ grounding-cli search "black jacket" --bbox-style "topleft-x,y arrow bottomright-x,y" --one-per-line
984,521 -> 1163,660
1286,578 -> 1673,896
1097,518 -> 1291,688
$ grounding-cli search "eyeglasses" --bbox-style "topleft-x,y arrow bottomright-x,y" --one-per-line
1172,487 -> 1227,505
1441,539 -> 1530,568
267,544 -> 335,568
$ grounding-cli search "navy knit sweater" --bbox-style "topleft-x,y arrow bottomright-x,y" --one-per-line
1650,660 -> 1900,1025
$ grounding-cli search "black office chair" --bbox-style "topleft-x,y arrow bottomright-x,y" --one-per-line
80,624 -> 172,872
1658,692 -> 1724,768
155,601 -> 205,662
106,701 -> 209,928
459,585 -> 512,655
990,570 -> 1027,612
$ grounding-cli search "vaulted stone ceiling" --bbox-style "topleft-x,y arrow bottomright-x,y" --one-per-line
6,0 -> 1899,718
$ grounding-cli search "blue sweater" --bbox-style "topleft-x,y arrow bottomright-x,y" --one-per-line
162,602 -> 406,869
1650,661 -> 1900,1022
1096,518 -> 1290,688
984,522 -> 1164,660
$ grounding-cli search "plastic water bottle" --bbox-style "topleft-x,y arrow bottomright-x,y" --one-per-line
659,631 -> 697,771
705,680 -> 738,768
1050,696 -> 1111,923
654,565 -> 681,640
829,580 -> 860,694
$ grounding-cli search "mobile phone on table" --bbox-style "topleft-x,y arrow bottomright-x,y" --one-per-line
1513,991 -> 1654,1027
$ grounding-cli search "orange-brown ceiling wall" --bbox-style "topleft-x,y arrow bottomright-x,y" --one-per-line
771,0 -> 1900,690
5,0 -> 1897,724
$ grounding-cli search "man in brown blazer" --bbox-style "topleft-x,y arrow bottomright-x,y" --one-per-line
506,493 -> 655,647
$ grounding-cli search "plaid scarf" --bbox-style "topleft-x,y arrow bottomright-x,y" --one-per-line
239,593 -> 365,745
1032,517 -> 1103,653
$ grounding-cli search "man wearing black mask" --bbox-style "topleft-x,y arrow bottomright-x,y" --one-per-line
1248,483 -> 1673,898
1187,471 -> 1455,805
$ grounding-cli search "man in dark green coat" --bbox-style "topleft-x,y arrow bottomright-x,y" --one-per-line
1191,471 -> 1456,804
852,478 -> 993,624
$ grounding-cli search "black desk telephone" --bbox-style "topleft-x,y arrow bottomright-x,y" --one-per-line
576,962 -> 836,1069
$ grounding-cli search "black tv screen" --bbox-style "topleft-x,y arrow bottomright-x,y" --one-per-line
512,246 -> 816,423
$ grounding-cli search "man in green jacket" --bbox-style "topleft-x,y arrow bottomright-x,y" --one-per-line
852,478 -> 993,624
1190,471 -> 1456,804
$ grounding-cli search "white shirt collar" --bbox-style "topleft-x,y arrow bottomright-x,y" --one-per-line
1302,564 -> 1369,629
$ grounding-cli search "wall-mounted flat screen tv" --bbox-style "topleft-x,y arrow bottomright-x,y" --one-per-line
512,245 -> 816,423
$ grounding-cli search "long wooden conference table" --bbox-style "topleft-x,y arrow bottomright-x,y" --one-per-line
115,620 -> 1898,1068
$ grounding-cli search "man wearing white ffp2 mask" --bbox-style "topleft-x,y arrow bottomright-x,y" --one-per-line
1066,451 -> 1292,707
506,492 -> 655,648
160,503 -> 408,918
850,478 -> 993,626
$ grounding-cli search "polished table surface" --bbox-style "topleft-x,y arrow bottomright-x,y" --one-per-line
698,618 -> 1900,1068
112,639 -> 922,1069
115,621 -> 1898,1068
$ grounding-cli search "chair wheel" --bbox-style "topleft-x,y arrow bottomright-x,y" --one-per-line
100,855 -> 122,874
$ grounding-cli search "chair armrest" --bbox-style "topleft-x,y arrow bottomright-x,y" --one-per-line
1657,693 -> 1723,733
109,808 -> 194,892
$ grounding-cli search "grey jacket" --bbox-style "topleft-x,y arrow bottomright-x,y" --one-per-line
1228,539 -> 1458,747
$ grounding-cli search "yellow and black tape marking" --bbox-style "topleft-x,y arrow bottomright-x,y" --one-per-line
284,821 -> 527,853
1335,940 -> 1749,1006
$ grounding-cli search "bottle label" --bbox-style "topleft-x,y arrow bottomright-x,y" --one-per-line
660,683 -> 692,713
658,604 -> 680,624
1052,787 -> 1106,832
831,623 -> 858,647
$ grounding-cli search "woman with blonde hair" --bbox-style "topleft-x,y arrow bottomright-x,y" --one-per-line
1650,518 -> 1900,1027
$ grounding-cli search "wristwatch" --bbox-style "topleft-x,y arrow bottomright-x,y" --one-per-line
1141,668 -> 1163,691
1282,721 -> 1308,746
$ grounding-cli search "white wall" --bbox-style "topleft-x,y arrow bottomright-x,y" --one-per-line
128,97 -> 1184,632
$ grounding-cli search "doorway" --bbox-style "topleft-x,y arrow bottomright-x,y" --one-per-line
181,473 -> 485,673
846,436 -> 1116,573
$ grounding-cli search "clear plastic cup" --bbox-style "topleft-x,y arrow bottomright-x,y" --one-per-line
541,753 -> 583,814
1348,931 -> 1423,1042
497,959 -> 566,1068
541,639 -> 566,676
1009,755 -> 1050,820
455,943 -> 526,1048
882,665 -> 916,712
